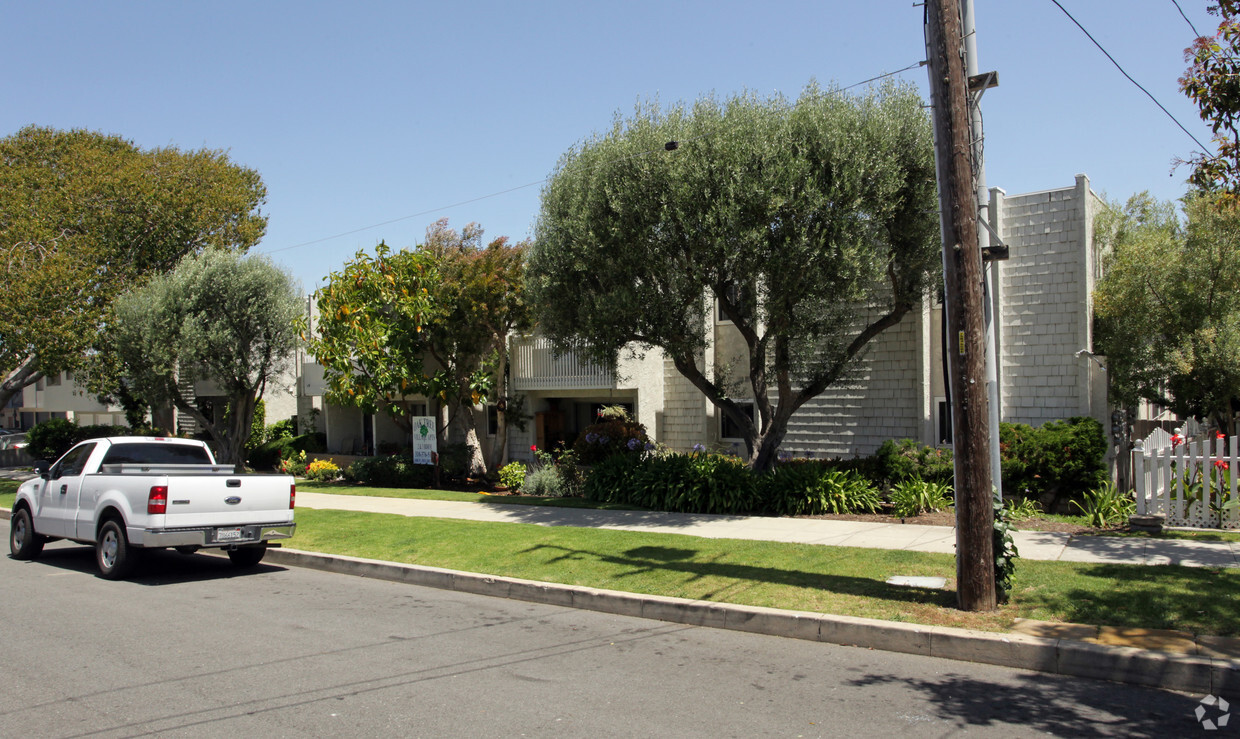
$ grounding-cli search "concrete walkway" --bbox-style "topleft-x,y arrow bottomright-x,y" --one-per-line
297,492 -> 1240,569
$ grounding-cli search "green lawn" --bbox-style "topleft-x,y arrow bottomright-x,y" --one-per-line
296,480 -> 646,510
287,507 -> 1240,637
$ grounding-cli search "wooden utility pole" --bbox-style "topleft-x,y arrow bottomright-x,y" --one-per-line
925,0 -> 996,611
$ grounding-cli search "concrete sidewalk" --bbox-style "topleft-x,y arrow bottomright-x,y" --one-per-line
297,491 -> 1240,569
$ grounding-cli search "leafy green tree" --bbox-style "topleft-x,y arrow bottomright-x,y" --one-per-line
1181,1 -> 1240,195
308,221 -> 529,476
422,220 -> 531,474
0,125 -> 267,411
309,243 -> 441,435
1094,192 -> 1240,434
528,82 -> 939,471
111,250 -> 302,471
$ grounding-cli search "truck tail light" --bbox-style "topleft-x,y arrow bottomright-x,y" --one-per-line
148,485 -> 168,514
290,483 -> 296,510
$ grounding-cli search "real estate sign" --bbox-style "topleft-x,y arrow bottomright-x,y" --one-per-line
412,416 -> 437,465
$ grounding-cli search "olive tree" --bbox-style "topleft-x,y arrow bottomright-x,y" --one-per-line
111,249 -> 302,470
529,82 -> 940,471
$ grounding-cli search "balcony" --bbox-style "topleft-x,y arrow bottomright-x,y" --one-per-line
511,336 -> 614,391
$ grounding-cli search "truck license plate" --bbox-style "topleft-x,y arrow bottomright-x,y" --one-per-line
217,527 -> 243,542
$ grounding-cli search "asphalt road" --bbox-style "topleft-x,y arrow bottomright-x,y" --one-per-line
0,541 -> 1220,738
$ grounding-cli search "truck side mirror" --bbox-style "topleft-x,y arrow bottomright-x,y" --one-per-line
32,459 -> 51,478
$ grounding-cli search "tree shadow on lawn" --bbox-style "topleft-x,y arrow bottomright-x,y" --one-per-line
480,501 -> 747,529
519,542 -> 957,608
1018,562 -> 1240,635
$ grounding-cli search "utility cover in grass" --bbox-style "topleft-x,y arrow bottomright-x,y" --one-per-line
886,576 -> 947,589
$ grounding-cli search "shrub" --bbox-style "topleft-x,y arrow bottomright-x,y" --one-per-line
523,466 -> 568,497
1071,480 -> 1134,528
889,478 -> 954,517
26,420 -> 135,461
583,454 -> 644,503
1000,417 -> 1107,509
304,459 -> 341,482
267,418 -> 296,442
280,449 -> 308,476
438,442 -> 475,480
571,417 -> 652,465
759,464 -> 882,516
874,439 -> 954,486
25,419 -> 81,461
248,432 -> 326,471
498,461 -> 527,491
344,454 -> 434,488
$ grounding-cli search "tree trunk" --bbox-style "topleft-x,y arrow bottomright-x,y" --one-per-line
0,355 -> 43,418
451,401 -> 487,477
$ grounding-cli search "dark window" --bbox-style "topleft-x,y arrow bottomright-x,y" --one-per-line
487,405 -> 499,436
937,400 -> 953,445
717,283 -> 755,323
53,442 -> 97,477
101,443 -> 213,466
720,401 -> 755,440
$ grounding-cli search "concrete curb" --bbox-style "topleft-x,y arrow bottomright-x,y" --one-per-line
264,546 -> 1239,695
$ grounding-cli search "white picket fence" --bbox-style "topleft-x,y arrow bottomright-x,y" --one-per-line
1132,435 -> 1240,529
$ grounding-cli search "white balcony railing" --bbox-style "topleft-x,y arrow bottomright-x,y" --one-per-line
510,336 -> 614,391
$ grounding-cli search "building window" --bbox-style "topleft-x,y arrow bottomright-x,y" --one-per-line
716,282 -> 755,324
935,397 -> 953,445
720,400 -> 755,440
487,405 -> 498,436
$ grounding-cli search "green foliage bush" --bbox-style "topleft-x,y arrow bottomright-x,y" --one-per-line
523,466 -> 568,497
873,439 -> 954,486
498,461 -> 527,491
26,420 -> 137,462
1071,480 -> 1135,528
582,454 -> 644,503
248,432 -> 327,471
571,418 -> 652,465
343,454 -> 434,488
1000,417 -> 1107,507
889,478 -> 953,517
438,442 -> 474,480
758,463 -> 882,516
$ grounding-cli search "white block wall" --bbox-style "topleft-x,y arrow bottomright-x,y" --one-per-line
991,174 -> 1106,427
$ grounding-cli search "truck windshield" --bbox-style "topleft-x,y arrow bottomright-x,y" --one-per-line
100,443 -> 213,466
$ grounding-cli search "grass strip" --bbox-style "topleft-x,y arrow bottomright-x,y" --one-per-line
288,507 -> 1240,637
297,480 -> 645,510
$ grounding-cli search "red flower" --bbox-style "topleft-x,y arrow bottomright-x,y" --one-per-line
530,444 -> 538,452
1172,434 -> 1185,449
1218,432 -> 1226,440
1215,460 -> 1230,470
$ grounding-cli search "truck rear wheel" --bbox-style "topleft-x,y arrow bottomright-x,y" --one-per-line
96,519 -> 138,580
10,508 -> 43,560
227,544 -> 267,568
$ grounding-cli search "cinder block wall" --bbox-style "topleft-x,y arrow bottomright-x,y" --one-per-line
991,174 -> 1105,427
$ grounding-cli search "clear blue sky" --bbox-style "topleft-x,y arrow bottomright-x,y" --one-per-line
1,0 -> 1220,292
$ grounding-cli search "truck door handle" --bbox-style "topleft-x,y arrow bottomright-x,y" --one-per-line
59,485 -> 67,495
227,479 -> 241,488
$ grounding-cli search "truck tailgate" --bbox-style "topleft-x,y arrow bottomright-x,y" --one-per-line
156,473 -> 295,527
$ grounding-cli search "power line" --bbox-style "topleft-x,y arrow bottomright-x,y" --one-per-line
262,62 -> 929,258
1170,0 -> 1202,38
1049,0 -> 1211,153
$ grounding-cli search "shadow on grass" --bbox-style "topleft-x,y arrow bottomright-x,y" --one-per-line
520,542 -> 957,607
1019,561 -> 1240,635
844,669 -> 1200,737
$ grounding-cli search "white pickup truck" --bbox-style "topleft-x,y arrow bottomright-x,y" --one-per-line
8,436 -> 296,579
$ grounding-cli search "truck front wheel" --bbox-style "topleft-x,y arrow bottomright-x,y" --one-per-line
227,544 -> 267,568
96,520 -> 138,580
10,508 -> 43,560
